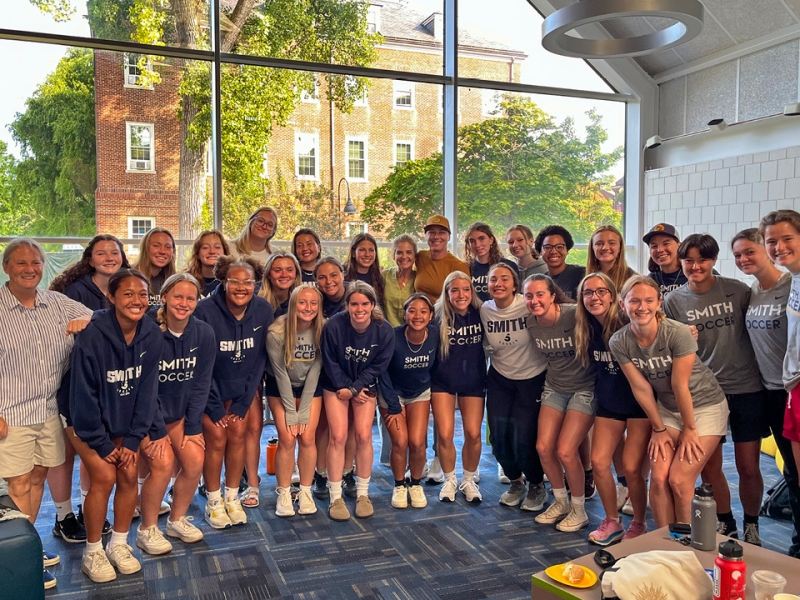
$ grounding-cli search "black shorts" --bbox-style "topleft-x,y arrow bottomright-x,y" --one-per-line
264,374 -> 322,399
727,390 -> 770,443
431,380 -> 486,398
595,403 -> 647,422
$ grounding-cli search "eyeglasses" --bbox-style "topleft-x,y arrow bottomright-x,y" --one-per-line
581,287 -> 611,299
227,278 -> 256,288
253,217 -> 276,229
542,244 -> 567,252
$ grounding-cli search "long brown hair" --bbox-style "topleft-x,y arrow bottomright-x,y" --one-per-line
345,233 -> 385,305
586,225 -> 635,292
186,230 -> 230,282
506,224 -> 540,259
344,280 -> 384,324
132,227 -> 176,282
463,221 -> 504,268
574,272 -> 626,368
259,250 -> 302,310
268,284 -> 325,369
50,234 -> 130,293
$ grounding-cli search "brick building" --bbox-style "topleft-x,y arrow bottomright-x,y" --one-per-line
94,1 -> 526,241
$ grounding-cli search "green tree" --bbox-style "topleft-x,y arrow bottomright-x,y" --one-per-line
35,0 -> 380,238
10,48 -> 96,236
363,95 -> 623,241
0,142 -> 34,235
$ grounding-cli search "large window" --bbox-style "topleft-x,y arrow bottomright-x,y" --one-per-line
124,53 -> 152,89
346,138 -> 367,181
296,133 -> 319,180
395,141 -> 413,166
126,123 -> 154,172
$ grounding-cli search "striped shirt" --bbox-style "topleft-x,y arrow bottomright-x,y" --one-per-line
0,284 -> 92,426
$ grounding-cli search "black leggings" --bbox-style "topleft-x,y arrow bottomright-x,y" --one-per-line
765,388 -> 800,556
486,366 -> 546,485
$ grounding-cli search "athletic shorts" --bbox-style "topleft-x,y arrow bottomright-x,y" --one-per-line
726,390 -> 770,443
0,414 -> 65,478
596,402 -> 647,422
657,401 -> 729,437
264,375 -> 322,399
378,388 -> 431,410
785,386 -> 800,444
540,385 -> 596,416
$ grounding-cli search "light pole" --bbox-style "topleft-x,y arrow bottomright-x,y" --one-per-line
337,177 -> 358,240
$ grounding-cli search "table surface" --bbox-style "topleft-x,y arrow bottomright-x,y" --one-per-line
531,526 -> 800,599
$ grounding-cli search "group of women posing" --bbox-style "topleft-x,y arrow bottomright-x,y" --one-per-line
42,206 -> 800,585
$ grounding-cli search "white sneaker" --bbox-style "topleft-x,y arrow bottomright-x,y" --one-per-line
421,461 -> 430,479
226,497 -> 247,525
297,489 -> 317,515
439,479 -> 457,502
473,466 -> 481,483
276,488 -> 295,518
82,548 -> 116,583
132,499 -> 171,519
459,479 -> 482,503
105,543 -> 141,575
556,505 -> 589,532
409,484 -> 427,508
392,485 -> 409,509
205,497 -> 233,529
291,463 -> 300,485
166,516 -> 204,543
535,499 -> 570,524
498,464 -> 511,484
427,457 -> 445,484
136,525 -> 173,555
616,483 -> 629,512
621,497 -> 634,516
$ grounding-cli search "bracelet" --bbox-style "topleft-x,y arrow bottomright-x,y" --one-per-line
653,427 -> 667,433
348,387 -> 358,398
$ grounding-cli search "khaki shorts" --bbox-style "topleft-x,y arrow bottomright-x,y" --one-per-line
657,400 -> 730,437
378,388 -> 432,410
0,413 -> 65,478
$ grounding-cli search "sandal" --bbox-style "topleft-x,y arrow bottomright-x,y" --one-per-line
242,486 -> 260,508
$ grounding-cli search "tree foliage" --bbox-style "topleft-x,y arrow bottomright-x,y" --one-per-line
0,142 -> 34,236
10,48 -> 96,236
363,95 -> 623,241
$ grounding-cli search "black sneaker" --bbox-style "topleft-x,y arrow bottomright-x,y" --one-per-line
198,482 -> 207,498
343,471 -> 357,499
52,512 -> 86,543
313,472 -> 330,500
77,504 -> 112,536
743,521 -> 762,546
584,470 -> 596,500
716,519 -> 739,539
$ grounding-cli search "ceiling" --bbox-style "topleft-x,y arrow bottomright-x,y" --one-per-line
580,0 -> 800,82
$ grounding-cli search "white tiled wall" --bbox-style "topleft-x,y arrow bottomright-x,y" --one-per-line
645,146 -> 800,278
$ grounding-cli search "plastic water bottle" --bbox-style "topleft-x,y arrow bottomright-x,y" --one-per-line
691,482 -> 717,551
713,540 -> 746,600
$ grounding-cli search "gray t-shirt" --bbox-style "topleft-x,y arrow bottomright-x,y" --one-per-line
527,303 -> 595,393
266,327 -> 322,426
746,272 -> 791,391
609,318 -> 726,413
481,294 -> 547,380
663,276 -> 762,394
783,273 -> 800,392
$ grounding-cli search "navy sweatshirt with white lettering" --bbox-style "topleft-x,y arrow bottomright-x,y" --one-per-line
431,305 -> 486,394
64,273 -> 109,311
378,324 -> 439,414
70,309 -> 164,458
153,316 -> 216,436
193,290 -> 273,422
321,311 -> 394,393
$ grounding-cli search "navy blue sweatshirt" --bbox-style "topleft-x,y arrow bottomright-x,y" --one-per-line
588,316 -> 638,415
202,277 -> 220,298
379,324 -> 439,414
471,258 -> 519,302
70,309 -> 164,458
301,269 -> 316,283
321,311 -> 395,393
194,290 -> 273,421
154,316 -> 216,435
322,281 -> 349,319
431,305 -> 486,394
64,273 -> 109,311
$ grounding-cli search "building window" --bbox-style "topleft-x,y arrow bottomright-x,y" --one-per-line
295,132 -> 319,180
395,141 -> 413,166
482,89 -> 501,116
346,75 -> 368,106
126,123 -> 154,172
346,137 -> 367,180
301,76 -> 319,103
393,81 -> 414,109
124,53 -> 152,88
128,217 -> 155,240
366,5 -> 380,34
346,222 -> 368,238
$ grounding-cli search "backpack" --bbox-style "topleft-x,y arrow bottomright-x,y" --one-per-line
760,477 -> 793,521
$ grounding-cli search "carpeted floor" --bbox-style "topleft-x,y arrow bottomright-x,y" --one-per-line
36,416 -> 794,599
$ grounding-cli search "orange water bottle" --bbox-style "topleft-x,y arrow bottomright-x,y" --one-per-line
266,437 -> 278,475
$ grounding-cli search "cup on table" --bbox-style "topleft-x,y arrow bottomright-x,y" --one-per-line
773,595 -> 800,600
752,570 -> 787,600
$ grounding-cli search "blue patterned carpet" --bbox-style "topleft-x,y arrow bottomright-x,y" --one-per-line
37,417 -> 793,599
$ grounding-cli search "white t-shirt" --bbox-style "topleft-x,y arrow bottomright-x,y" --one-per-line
480,294 -> 546,380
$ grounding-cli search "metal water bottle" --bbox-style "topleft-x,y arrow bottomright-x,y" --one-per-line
691,482 -> 717,551
713,540 -> 746,600
266,437 -> 278,475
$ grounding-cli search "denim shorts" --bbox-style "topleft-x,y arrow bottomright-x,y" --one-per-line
378,388 -> 432,410
540,385 -> 596,416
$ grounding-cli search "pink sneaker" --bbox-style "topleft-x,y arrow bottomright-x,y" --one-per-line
623,521 -> 647,540
588,517 -> 624,546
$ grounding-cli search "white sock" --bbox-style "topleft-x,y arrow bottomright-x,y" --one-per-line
85,540 -> 103,553
80,488 -> 89,506
553,487 -> 568,502
137,477 -> 146,496
356,476 -> 370,498
224,486 -> 238,502
299,485 -> 312,494
329,480 -> 343,502
168,477 -> 176,488
107,530 -> 128,549
54,499 -> 73,521
462,470 -> 476,484
572,495 -> 586,509
206,489 -> 222,503
444,470 -> 457,483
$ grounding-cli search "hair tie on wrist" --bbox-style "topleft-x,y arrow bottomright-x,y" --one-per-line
653,427 -> 667,433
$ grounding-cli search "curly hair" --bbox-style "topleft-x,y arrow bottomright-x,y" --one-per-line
534,225 -> 575,254
186,230 -> 230,283
50,234 -> 130,293
463,222 -> 504,268
213,255 -> 264,283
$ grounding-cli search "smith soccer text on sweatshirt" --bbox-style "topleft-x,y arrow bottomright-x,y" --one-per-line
431,305 -> 486,396
321,311 -> 394,393
379,324 -> 439,414
193,290 -> 273,422
70,309 -> 164,458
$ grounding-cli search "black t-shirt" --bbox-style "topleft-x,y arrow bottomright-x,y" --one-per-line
550,264 -> 585,300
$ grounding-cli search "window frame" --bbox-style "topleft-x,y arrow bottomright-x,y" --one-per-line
127,216 -> 155,240
126,122 -> 155,173
394,140 -> 413,166
393,80 -> 415,110
295,132 -> 320,181
123,53 -> 153,89
345,136 -> 368,182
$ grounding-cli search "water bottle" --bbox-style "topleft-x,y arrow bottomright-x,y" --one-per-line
713,540 -> 746,600
691,482 -> 717,551
266,437 -> 278,475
